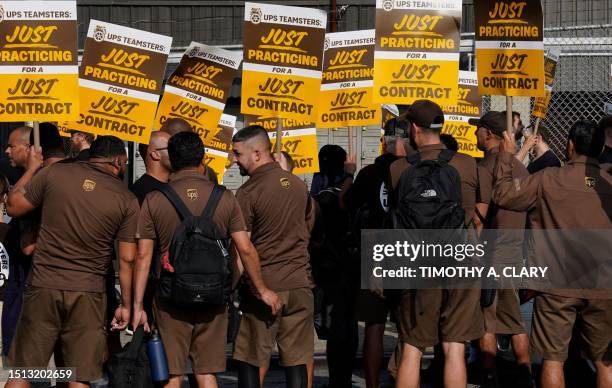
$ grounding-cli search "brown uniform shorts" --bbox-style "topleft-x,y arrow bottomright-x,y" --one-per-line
530,294 -> 612,362
483,289 -> 526,335
354,290 -> 389,324
153,296 -> 228,375
8,286 -> 107,382
397,289 -> 484,348
233,288 -> 314,367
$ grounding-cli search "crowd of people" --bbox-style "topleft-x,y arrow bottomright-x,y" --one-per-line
0,99 -> 610,388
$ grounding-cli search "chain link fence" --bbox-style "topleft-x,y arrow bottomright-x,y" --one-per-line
474,25 -> 612,161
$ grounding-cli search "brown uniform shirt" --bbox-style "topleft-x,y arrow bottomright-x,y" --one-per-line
478,147 -> 528,264
389,143 -> 478,226
236,162 -> 314,292
23,162 -> 139,292
137,170 -> 246,252
493,152 -> 612,298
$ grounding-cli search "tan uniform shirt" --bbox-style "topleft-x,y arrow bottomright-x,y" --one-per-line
478,147 -> 528,264
23,162 -> 139,292
493,152 -> 612,298
389,143 -> 478,226
137,170 -> 246,251
236,162 -> 314,292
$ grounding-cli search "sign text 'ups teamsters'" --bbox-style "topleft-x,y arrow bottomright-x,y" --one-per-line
317,29 -> 381,128
441,71 -> 483,158
373,0 -> 462,107
155,42 -> 242,142
0,1 -> 78,122
241,2 -> 327,122
65,20 -> 171,144
475,0 -> 545,97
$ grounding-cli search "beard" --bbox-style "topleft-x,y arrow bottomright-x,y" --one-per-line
238,165 -> 248,176
409,131 -> 418,151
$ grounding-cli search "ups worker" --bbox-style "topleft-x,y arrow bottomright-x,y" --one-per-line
493,120 -> 612,388
388,100 -> 483,388
5,136 -> 139,386
470,111 -> 532,386
133,132 -> 281,388
232,125 -> 314,388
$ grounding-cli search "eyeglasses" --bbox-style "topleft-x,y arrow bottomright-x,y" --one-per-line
154,147 -> 168,151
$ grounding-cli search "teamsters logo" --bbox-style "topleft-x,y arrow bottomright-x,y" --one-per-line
187,46 -> 201,58
93,25 -> 106,42
0,6 -> 5,23
82,179 -> 96,192
324,37 -> 330,51
250,7 -> 263,24
382,0 -> 394,12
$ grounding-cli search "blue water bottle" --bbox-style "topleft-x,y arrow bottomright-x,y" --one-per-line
147,329 -> 169,381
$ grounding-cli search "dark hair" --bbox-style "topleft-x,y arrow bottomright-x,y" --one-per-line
69,130 -> 94,145
30,122 -> 65,159
90,135 -> 126,158
568,120 -> 604,158
440,133 -> 459,151
538,125 -> 552,144
168,131 -> 204,171
599,115 -> 612,133
232,125 -> 271,148
318,144 -> 346,176
384,118 -> 410,138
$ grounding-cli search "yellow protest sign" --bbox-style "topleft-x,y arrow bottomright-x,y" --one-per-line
373,0 -> 462,106
244,115 -> 319,174
203,114 -> 236,184
0,1 -> 78,121
64,20 -> 171,143
241,2 -> 327,122
532,48 -> 560,119
155,43 -> 241,142
475,0 -> 545,97
317,30 -> 380,128
441,71 -> 483,158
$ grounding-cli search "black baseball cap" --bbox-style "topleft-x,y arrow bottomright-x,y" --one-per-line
468,111 -> 506,137
404,100 -> 444,130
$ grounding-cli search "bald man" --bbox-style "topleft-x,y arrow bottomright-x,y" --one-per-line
160,118 -> 193,137
132,131 -> 172,205
232,125 -> 314,388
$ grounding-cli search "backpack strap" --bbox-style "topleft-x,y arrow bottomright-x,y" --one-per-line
157,185 -> 192,220
437,149 -> 456,164
406,153 -> 420,165
202,185 -> 226,218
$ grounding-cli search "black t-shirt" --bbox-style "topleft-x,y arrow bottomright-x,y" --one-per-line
130,173 -> 167,205
599,146 -> 612,164
527,150 -> 561,174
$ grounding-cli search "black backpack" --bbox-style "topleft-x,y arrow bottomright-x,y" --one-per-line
157,185 -> 231,307
107,326 -> 153,388
392,150 -> 465,230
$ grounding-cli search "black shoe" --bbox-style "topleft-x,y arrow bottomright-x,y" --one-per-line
480,369 -> 499,388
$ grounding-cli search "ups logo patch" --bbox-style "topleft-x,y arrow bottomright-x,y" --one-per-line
280,177 -> 291,189
82,179 -> 96,192
187,188 -> 198,201
585,177 -> 596,189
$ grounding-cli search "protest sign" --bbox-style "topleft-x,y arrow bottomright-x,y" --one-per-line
65,20 -> 171,143
155,42 -> 241,142
0,1 -> 78,122
532,48 -> 560,119
441,71 -> 483,158
317,30 -> 380,128
244,115 -> 319,174
241,2 -> 326,122
373,0 -> 462,106
203,113 -> 236,184
475,0 -> 545,97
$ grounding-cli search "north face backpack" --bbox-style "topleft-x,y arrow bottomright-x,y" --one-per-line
392,149 -> 465,230
157,185 -> 231,307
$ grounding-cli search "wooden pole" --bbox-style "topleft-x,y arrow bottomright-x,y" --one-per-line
275,121 -> 282,159
33,121 -> 40,148
505,96 -> 513,134
533,117 -> 541,136
348,126 -> 354,156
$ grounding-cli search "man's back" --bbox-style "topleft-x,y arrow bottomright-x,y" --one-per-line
23,161 -> 139,292
138,170 -> 245,251
236,162 -> 313,292
389,144 -> 478,226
